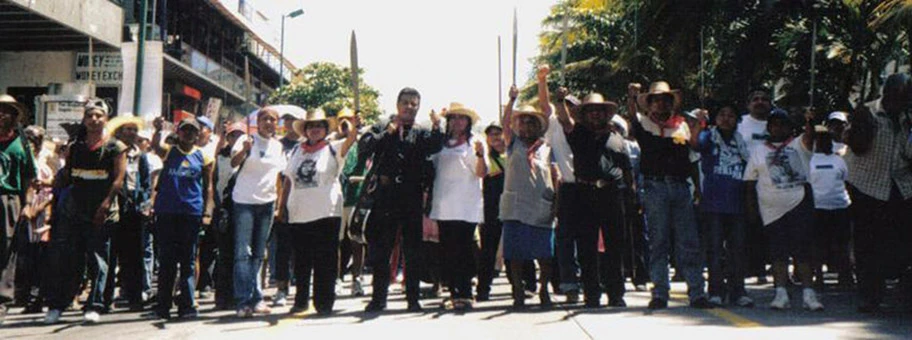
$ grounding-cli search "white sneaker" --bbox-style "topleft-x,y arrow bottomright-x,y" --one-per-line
335,279 -> 344,295
351,278 -> 365,297
83,310 -> 100,323
272,291 -> 288,307
802,288 -> 824,311
770,287 -> 790,310
708,296 -> 723,306
44,309 -> 62,324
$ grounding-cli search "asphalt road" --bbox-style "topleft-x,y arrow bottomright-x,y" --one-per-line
2,276 -> 910,340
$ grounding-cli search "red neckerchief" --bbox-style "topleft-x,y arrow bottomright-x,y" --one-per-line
87,135 -> 107,151
0,129 -> 15,143
301,140 -> 328,154
525,139 -> 544,170
764,137 -> 795,152
648,113 -> 685,137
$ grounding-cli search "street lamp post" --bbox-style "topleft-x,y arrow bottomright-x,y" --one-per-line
279,8 -> 304,88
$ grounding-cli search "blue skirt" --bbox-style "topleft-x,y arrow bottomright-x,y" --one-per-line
502,221 -> 554,260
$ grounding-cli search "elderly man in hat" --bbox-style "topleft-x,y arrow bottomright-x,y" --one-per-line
623,82 -> 713,310
0,95 -> 36,324
844,73 -> 912,313
553,86 -> 633,309
43,99 -> 128,324
358,87 -> 444,313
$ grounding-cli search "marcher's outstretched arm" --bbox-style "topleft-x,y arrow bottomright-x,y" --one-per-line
151,117 -> 169,159
94,148 -> 127,227
554,87 -> 574,134
503,86 -> 519,141
689,109 -> 708,148
202,161 -> 215,225
474,140 -> 487,178
537,65 -> 552,117
802,108 -> 815,151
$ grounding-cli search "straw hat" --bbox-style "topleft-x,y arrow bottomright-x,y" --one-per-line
636,81 -> 682,112
0,94 -> 26,116
337,108 -> 357,121
293,108 -> 336,136
442,102 -> 480,125
512,104 -> 548,130
579,93 -> 619,112
106,115 -> 145,137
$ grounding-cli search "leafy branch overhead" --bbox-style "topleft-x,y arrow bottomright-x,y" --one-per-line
268,62 -> 383,124
526,0 -> 910,116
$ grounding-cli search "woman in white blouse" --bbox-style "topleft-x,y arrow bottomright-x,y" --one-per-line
430,103 -> 486,310
230,107 -> 287,318
275,108 -> 357,316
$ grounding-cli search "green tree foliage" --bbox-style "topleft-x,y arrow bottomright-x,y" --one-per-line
529,0 -> 908,116
268,62 -> 383,124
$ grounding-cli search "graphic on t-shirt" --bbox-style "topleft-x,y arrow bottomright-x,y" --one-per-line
751,133 -> 768,142
0,152 -> 10,184
766,148 -> 804,189
294,158 -> 319,189
713,142 -> 745,180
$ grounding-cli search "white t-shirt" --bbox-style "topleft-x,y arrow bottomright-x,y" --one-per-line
738,114 -> 769,150
231,134 -> 287,204
744,136 -> 812,226
832,142 -> 848,156
430,139 -> 483,223
809,153 -> 851,210
199,135 -> 218,161
283,140 -> 346,224
545,115 -> 575,183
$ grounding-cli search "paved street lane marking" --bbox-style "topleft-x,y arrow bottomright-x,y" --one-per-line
669,293 -> 763,328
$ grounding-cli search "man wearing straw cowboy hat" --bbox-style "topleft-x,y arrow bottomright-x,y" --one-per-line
623,81 -> 713,310
0,94 -> 36,325
554,88 -> 632,309
358,87 -> 444,313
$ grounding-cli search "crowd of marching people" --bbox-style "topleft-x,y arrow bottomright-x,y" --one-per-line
1,65 -> 912,326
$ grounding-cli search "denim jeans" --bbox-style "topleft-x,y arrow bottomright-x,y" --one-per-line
42,217 -> 113,312
642,179 -> 706,302
555,184 -> 581,294
702,212 -> 747,299
155,213 -> 201,314
233,202 -> 275,308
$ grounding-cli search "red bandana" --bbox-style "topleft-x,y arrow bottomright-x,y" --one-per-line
301,140 -> 328,154
648,114 -> 685,137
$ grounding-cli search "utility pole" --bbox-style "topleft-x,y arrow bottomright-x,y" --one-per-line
132,0 -> 148,117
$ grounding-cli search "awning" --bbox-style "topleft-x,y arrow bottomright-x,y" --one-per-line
0,0 -> 121,51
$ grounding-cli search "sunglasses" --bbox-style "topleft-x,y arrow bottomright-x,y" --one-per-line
84,98 -> 109,114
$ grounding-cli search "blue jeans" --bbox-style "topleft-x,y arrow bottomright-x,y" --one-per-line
702,212 -> 747,299
642,179 -> 706,302
155,213 -> 201,314
43,218 -> 112,312
233,202 -> 275,308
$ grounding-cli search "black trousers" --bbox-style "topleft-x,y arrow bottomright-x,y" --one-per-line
273,223 -> 294,284
366,210 -> 423,304
155,214 -> 201,314
214,211 -> 235,308
43,218 -> 112,312
813,208 -> 852,282
567,185 -> 626,303
290,218 -> 341,312
850,185 -> 912,304
477,220 -> 501,296
104,210 -> 146,307
198,223 -> 218,291
439,221 -> 476,300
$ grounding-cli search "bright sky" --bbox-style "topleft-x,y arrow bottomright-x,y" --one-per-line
262,0 -> 555,127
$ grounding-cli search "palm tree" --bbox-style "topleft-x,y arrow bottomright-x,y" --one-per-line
871,0 -> 912,66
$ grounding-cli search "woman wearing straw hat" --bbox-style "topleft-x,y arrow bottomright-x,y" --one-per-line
102,115 -> 153,313
428,103 -> 486,310
276,108 -> 357,315
500,86 -> 556,308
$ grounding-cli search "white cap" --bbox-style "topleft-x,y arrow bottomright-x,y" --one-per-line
827,111 -> 848,122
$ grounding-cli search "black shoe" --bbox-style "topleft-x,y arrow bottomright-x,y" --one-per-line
584,300 -> 601,309
512,299 -> 526,310
150,309 -> 171,320
407,301 -> 423,312
178,309 -> 199,319
316,308 -> 332,316
22,304 -> 43,314
647,298 -> 668,310
857,300 -> 881,314
608,298 -> 627,308
690,297 -> 714,309
289,304 -> 310,314
364,300 -> 386,313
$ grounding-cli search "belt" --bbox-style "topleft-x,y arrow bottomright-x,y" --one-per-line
379,174 -> 406,185
576,179 -> 614,189
643,175 -> 688,183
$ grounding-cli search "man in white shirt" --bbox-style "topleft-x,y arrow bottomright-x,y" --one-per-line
738,88 -> 773,285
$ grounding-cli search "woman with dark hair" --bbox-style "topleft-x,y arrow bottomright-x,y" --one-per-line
429,103 -> 486,310
231,107 -> 287,318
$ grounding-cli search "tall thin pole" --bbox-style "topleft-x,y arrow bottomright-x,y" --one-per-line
279,15 -> 286,88
700,26 -> 705,107
512,8 -> 518,87
498,36 -> 503,121
132,0 -> 149,117
88,37 -> 94,88
809,19 -> 817,108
